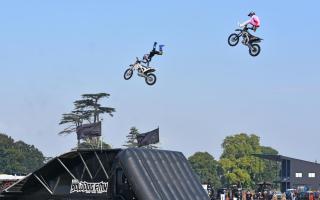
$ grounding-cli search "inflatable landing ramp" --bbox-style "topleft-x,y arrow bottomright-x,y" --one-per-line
1,148 -> 209,200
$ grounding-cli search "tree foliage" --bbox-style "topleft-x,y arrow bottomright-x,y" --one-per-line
123,127 -> 158,149
219,133 -> 279,188
188,152 -> 221,188
0,133 -> 45,174
260,146 -> 279,183
77,140 -> 111,150
123,127 -> 139,148
58,92 -> 115,146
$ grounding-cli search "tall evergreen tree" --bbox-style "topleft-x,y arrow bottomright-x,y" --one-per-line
123,127 -> 139,148
59,92 -> 115,147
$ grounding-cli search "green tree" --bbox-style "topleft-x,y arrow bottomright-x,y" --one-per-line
59,92 -> 115,146
219,133 -> 264,188
0,133 -> 45,174
188,152 -> 221,188
74,93 -> 115,123
123,127 -> 139,148
77,141 -> 111,149
260,146 -> 279,183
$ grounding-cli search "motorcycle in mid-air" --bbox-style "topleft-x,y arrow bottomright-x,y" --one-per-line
124,42 -> 164,86
123,57 -> 157,86
228,25 -> 263,57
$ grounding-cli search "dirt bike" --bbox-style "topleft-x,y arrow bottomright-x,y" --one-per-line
228,25 -> 263,57
123,57 -> 157,86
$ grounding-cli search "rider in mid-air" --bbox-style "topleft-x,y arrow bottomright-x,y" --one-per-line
239,11 -> 261,44
143,42 -> 164,66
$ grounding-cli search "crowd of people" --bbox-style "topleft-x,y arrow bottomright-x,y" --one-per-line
205,185 -> 320,200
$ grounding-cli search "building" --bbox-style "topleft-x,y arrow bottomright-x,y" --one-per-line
254,154 -> 320,192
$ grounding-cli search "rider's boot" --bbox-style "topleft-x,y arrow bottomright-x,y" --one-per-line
159,45 -> 165,55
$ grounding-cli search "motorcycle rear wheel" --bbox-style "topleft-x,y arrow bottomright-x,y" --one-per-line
228,33 -> 239,46
124,68 -> 133,80
145,73 -> 157,86
249,44 -> 261,57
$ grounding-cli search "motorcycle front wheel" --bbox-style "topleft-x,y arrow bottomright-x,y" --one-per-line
145,73 -> 157,86
249,44 -> 261,57
123,68 -> 133,80
228,33 -> 239,46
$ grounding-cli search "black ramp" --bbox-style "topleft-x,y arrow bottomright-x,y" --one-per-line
118,148 -> 209,200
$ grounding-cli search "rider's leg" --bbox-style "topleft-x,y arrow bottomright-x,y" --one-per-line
242,34 -> 248,44
245,34 -> 250,45
153,42 -> 157,50
148,51 -> 155,61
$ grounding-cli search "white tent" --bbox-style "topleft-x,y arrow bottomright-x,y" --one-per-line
0,174 -> 25,181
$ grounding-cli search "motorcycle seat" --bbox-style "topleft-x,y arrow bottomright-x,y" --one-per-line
249,34 -> 262,41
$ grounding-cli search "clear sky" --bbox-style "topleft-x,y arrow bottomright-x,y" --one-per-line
0,1 -> 319,161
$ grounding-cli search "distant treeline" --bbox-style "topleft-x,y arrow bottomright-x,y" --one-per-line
0,131 -> 278,190
0,133 -> 45,174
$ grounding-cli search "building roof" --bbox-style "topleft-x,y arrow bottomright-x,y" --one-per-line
253,154 -> 320,165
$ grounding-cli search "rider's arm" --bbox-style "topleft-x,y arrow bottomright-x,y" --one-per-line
239,19 -> 250,28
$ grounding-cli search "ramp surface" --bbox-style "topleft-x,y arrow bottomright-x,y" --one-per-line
117,148 -> 209,200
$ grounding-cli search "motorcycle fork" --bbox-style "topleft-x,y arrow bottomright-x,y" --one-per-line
247,43 -> 253,50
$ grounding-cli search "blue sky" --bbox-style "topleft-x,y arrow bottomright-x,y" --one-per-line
0,1 -> 320,161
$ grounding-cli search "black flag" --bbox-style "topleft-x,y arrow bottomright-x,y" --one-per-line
76,122 -> 101,140
137,127 -> 159,147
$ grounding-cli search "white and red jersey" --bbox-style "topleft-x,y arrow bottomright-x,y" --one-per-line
240,15 -> 260,28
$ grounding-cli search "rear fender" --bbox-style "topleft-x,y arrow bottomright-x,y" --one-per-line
144,68 -> 156,74
251,38 -> 262,43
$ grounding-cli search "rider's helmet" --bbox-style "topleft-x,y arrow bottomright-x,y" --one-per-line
248,11 -> 255,17
143,54 -> 149,61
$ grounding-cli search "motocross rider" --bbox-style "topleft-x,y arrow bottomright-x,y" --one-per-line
143,42 -> 164,66
239,11 -> 261,45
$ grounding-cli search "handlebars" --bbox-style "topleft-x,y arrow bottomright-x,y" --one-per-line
235,26 -> 254,32
135,57 -> 148,64
135,57 -> 142,63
